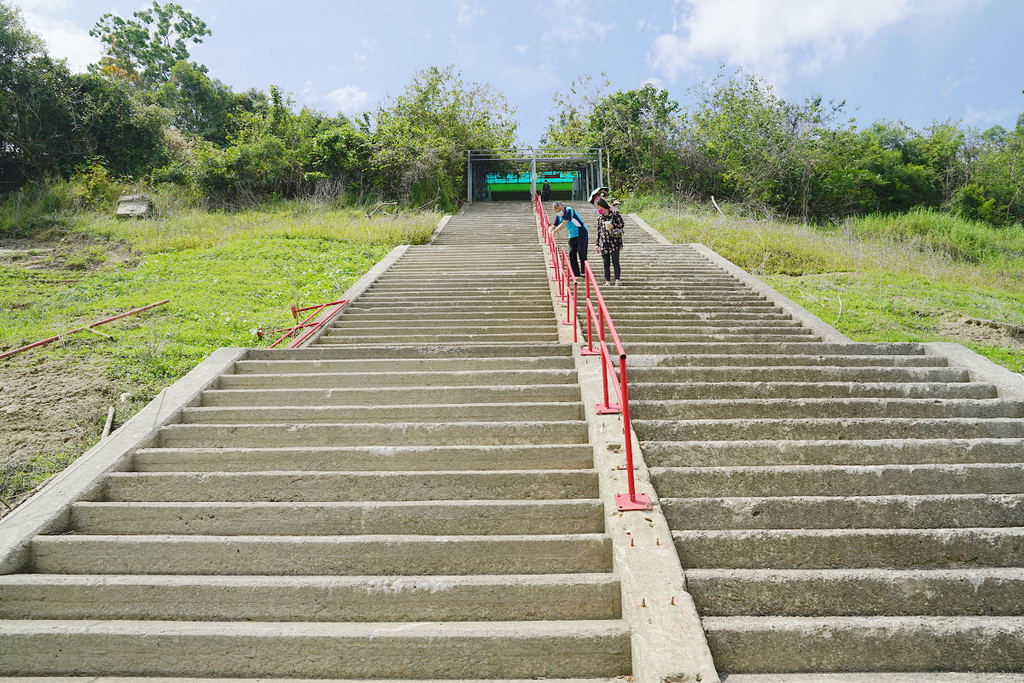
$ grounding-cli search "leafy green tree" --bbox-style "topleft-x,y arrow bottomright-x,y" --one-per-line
90,1 -> 210,89
686,70 -> 809,215
541,73 -> 609,148
371,65 -> 518,209
951,119 -> 1024,225
587,85 -> 682,193
1,2 -> 75,182
153,60 -> 260,144
0,2 -> 167,188
72,74 -> 168,177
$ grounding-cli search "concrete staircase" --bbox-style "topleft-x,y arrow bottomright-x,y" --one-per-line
0,204 -> 632,679
596,224 -> 1024,679
6,200 -> 1022,681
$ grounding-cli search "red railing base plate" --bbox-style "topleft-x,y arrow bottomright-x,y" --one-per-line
615,492 -> 652,511
595,403 -> 622,415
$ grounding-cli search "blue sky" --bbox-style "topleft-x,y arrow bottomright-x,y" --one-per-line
10,0 -> 1024,145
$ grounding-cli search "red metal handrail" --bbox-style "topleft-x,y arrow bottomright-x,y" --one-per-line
581,261 -> 650,511
533,197 -> 649,512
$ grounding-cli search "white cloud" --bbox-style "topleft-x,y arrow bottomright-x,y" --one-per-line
325,85 -> 372,114
648,0 -> 977,85
11,0 -> 102,72
964,104 -> 1014,128
542,11 -> 615,46
454,0 -> 484,26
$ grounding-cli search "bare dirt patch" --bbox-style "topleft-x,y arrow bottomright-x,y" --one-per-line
0,353 -> 115,513
0,233 -> 139,514
937,315 -> 1024,351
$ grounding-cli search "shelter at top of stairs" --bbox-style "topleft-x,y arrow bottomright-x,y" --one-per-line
467,148 -> 607,202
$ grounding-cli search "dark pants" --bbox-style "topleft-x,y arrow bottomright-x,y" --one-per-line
568,229 -> 588,277
602,249 -> 620,282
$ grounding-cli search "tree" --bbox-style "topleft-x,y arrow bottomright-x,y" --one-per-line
154,60 -> 261,145
90,1 -> 210,89
1,2 -> 81,182
371,65 -> 519,209
541,73 -> 609,148
686,69 -> 806,214
587,84 -> 681,192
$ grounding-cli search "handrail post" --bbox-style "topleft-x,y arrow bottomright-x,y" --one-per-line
561,272 -> 575,326
581,262 -> 600,356
594,320 -> 618,414
614,351 -> 650,511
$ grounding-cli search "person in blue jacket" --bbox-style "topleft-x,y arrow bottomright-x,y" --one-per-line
548,200 -> 588,278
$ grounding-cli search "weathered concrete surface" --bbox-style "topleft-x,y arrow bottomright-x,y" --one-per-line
547,253 -> 720,683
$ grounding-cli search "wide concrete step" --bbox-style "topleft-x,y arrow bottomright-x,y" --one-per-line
321,323 -> 557,334
613,321 -> 807,332
635,417 -> 1024,441
102,470 -> 598,502
0,573 -> 620,621
336,315 -> 554,327
132,444 -> 595,472
351,294 -> 552,304
233,356 -> 571,373
673,527 -> 1024,569
0,619 -> 631,678
601,332 -> 816,343
701,616 -> 1024,674
628,366 -> 969,383
663,494 -> 1024,529
626,341 -> 925,357
612,311 -> 793,321
70,499 -> 604,535
200,384 -> 582,407
316,332 -> 559,344
651,463 -> 1024,497
159,421 -> 589,448
632,398 -> 1023,421
593,304 -> 783,314
361,288 -> 551,298
631,353 -> 945,369
630,381 -> 995,400
343,299 -> 553,309
686,568 -> 1024,617
179,401 -> 584,424
338,308 -> 556,320
245,344 -> 572,361
218,369 -> 578,388
31,533 -> 613,575
642,438 -> 1024,467
619,326 -> 817,338
604,296 -> 766,305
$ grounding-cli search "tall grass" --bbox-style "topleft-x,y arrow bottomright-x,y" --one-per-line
637,199 -> 1024,372
845,207 -> 1024,264
74,204 -> 439,254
